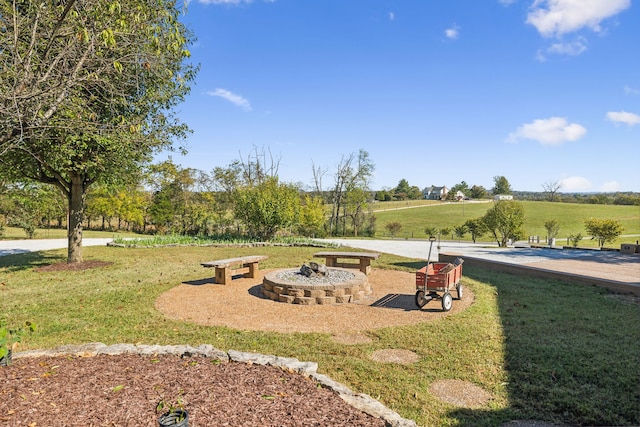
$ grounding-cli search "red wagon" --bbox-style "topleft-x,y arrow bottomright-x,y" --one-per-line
415,258 -> 464,311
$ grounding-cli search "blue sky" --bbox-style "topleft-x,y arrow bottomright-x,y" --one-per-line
167,0 -> 639,193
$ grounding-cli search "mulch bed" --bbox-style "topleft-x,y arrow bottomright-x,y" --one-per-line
0,354 -> 387,427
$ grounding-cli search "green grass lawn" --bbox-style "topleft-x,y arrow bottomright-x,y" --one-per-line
373,201 -> 640,246
1,245 -> 638,426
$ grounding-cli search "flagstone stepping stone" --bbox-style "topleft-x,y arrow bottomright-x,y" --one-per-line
429,379 -> 492,408
370,349 -> 420,364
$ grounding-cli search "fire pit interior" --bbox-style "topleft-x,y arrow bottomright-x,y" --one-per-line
262,264 -> 371,305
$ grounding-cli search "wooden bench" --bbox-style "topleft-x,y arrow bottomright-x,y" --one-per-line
313,251 -> 380,275
201,255 -> 268,285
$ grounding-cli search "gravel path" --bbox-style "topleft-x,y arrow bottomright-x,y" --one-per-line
157,269 -> 474,334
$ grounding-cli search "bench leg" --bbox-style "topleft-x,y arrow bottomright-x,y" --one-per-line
245,261 -> 259,278
215,267 -> 231,285
325,257 -> 337,268
359,259 -> 371,275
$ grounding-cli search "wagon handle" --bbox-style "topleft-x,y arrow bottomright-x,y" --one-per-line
427,235 -> 437,265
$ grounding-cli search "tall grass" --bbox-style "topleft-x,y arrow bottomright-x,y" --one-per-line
1,245 -> 638,426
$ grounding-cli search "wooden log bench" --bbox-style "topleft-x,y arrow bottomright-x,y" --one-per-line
313,251 -> 380,275
201,255 -> 268,285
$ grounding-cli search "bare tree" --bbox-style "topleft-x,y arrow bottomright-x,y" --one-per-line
311,160 -> 328,198
542,180 -> 562,201
238,146 -> 281,186
328,150 -> 374,236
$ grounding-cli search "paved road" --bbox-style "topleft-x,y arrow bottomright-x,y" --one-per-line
0,238 -> 113,257
319,238 -> 617,263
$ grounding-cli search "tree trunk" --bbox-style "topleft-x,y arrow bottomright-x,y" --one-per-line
67,175 -> 86,263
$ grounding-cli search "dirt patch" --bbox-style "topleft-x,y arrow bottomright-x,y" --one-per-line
35,260 -> 113,272
370,349 -> 420,364
157,268 -> 474,333
429,379 -> 493,408
331,332 -> 374,345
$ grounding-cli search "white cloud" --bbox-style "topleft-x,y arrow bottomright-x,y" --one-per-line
547,38 -> 587,55
600,181 -> 621,192
606,111 -> 640,126
499,0 -> 518,5
389,12 -> 395,21
624,85 -> 640,95
537,37 -> 588,61
445,25 -> 460,40
207,88 -> 252,111
507,117 -> 587,145
559,176 -> 592,192
526,0 -> 631,38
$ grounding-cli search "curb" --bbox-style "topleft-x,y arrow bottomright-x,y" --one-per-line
15,342 -> 417,427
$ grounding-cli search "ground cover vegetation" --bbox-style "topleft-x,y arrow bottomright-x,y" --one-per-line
1,245 -> 638,426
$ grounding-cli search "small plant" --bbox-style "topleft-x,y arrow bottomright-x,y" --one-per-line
156,395 -> 188,426
0,319 -> 36,365
544,219 -> 560,242
567,233 -> 583,247
385,221 -> 402,237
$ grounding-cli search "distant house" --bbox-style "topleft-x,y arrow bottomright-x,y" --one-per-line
423,185 -> 448,200
454,190 -> 466,201
493,194 -> 513,201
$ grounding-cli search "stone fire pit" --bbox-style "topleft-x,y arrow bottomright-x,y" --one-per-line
262,267 -> 371,305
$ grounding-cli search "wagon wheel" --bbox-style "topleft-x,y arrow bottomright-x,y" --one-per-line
415,290 -> 429,308
455,283 -> 463,300
441,292 -> 453,312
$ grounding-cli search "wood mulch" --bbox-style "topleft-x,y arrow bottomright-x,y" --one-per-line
0,354 -> 387,426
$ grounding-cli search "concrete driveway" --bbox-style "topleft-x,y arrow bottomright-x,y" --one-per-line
319,239 -> 640,287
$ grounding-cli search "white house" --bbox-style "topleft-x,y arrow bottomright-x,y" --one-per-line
423,185 -> 448,200
493,194 -> 513,201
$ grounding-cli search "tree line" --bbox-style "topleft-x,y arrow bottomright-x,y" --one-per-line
0,148 -> 378,242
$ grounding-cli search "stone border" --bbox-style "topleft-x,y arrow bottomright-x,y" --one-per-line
15,343 -> 417,427
262,267 -> 372,305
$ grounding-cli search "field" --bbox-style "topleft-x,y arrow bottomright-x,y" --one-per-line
1,244 -> 638,426
372,200 -> 640,246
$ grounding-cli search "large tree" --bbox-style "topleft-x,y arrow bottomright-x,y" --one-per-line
482,200 -> 525,247
234,177 -> 300,240
0,0 -> 196,262
491,176 -> 513,195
